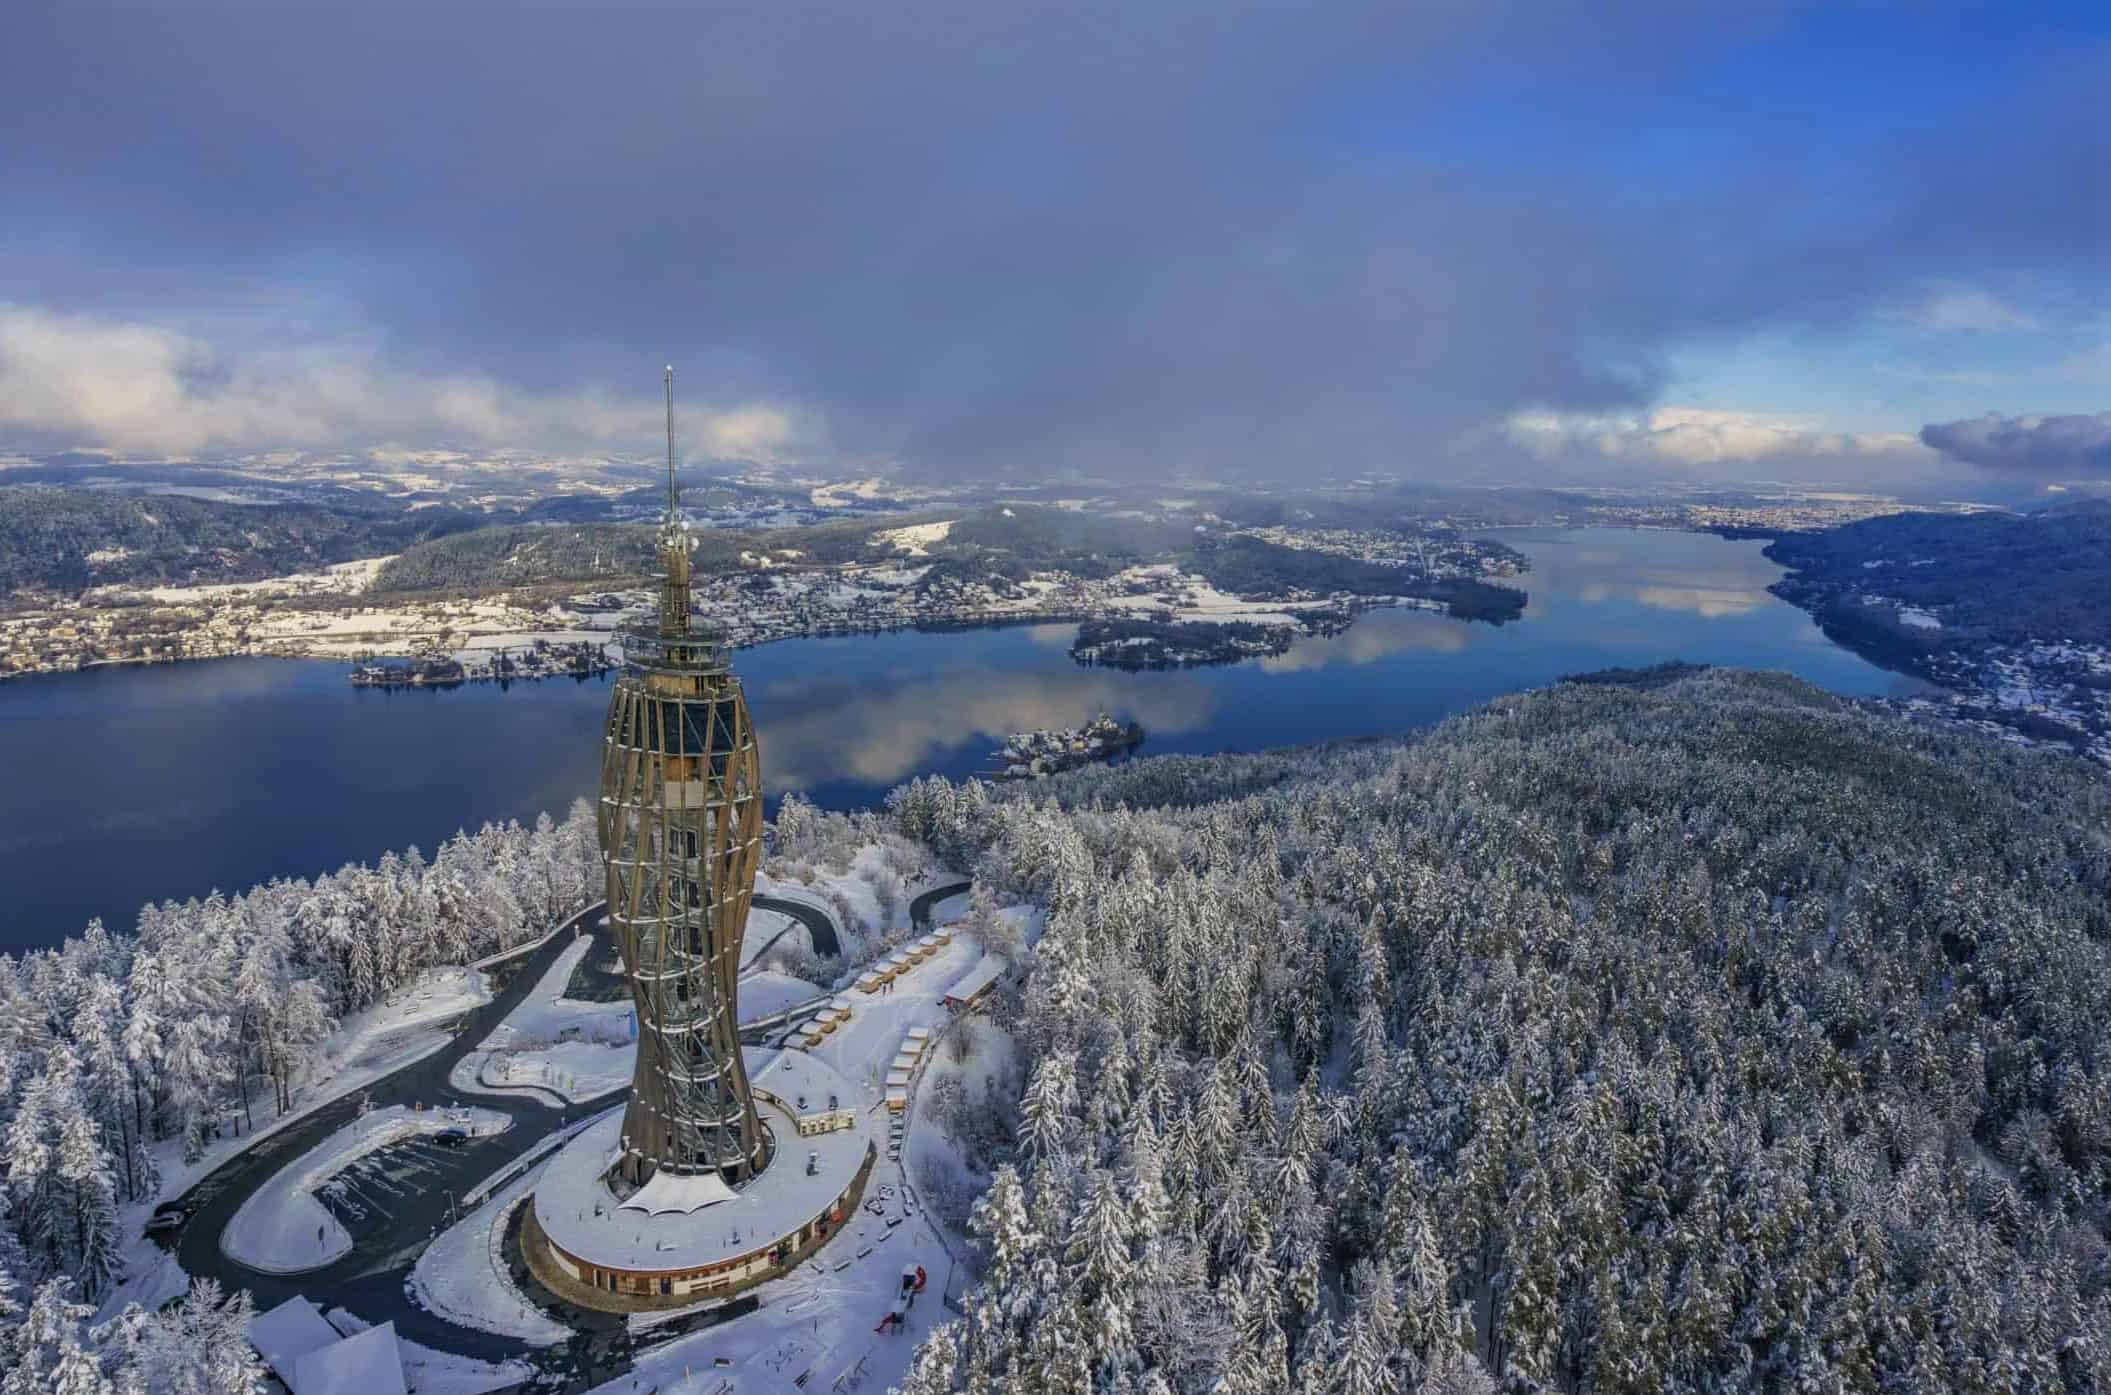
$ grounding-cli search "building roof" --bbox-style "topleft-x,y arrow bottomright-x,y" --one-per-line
943,954 -> 1007,1003
290,1322 -> 407,1395
535,1048 -> 873,1273
249,1300 -> 407,1395
249,1297 -> 339,1387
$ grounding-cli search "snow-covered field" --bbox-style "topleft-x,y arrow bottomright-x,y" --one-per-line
876,519 -> 957,556
221,1104 -> 510,1274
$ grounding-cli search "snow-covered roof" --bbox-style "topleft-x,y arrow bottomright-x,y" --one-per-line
290,1322 -> 407,1395
886,1070 -> 912,1087
905,1026 -> 933,1042
619,1166 -> 736,1215
944,954 -> 1007,1003
249,1297 -> 339,1387
534,1048 -> 874,1273
829,996 -> 853,1011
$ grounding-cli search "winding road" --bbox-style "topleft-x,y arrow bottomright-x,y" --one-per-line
155,892 -> 856,1386
156,881 -> 971,1389
910,880 -> 972,932
749,893 -> 840,959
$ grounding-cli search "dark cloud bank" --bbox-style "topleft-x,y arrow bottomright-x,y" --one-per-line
1922,413 -> 2111,476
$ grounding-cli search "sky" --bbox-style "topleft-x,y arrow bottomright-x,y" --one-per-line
1,0 -> 2105,490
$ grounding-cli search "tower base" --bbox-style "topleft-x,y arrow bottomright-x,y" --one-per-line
524,1048 -> 874,1312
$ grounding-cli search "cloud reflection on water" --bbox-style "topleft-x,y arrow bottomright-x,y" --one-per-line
1523,531 -> 1780,621
754,662 -> 1218,790
1259,610 -> 1472,673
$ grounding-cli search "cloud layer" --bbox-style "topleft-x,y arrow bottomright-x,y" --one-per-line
0,306 -> 812,461
1920,412 -> 2111,475
2,2 -> 2104,478
1502,407 -> 1926,475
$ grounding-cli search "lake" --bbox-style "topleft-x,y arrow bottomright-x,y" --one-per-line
0,527 -> 1921,952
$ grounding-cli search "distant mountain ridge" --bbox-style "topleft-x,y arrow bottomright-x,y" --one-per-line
0,487 -> 490,598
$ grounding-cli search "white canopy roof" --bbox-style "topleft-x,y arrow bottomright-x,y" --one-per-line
619,1167 -> 736,1215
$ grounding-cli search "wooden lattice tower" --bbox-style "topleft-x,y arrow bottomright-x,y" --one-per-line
600,368 -> 768,1187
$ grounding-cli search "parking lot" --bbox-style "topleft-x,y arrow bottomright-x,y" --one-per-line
314,1131 -> 476,1238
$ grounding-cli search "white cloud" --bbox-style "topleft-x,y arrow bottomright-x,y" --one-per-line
0,304 -> 819,461
1898,284 -> 2038,333
1501,406 -> 1925,469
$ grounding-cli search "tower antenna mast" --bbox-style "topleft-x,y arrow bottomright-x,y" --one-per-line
664,364 -> 678,515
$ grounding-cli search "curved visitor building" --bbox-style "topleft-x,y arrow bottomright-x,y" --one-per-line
523,372 -> 875,1311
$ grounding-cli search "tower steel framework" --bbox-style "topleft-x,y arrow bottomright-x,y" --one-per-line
601,368 -> 768,1188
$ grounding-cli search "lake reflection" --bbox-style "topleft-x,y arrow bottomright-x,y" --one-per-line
1,528 -> 1920,949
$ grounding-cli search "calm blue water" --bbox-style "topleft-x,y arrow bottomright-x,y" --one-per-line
0,528 -> 1918,950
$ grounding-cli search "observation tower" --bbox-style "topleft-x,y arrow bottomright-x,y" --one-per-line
602,367 -> 767,1189
523,371 -> 873,1313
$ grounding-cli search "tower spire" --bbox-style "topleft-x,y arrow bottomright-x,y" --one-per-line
656,366 -> 692,639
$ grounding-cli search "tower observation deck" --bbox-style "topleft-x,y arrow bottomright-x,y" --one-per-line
600,367 -> 768,1188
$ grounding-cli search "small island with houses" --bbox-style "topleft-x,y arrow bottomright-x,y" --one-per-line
992,712 -> 1145,779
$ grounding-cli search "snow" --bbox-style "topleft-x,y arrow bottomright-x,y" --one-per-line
456,1038 -> 633,1104
470,930 -> 631,1045
622,1167 -> 738,1215
406,1146 -> 578,1347
534,1049 -> 871,1274
392,1336 -> 533,1395
876,519 -> 956,557
454,935 -> 837,1107
737,969 -> 830,1021
221,1104 -> 510,1274
250,1296 -> 343,1386
1899,606 -> 1943,630
571,960 -> 985,1395
942,954 -> 1006,1006
150,963 -> 492,1203
292,1321 -> 408,1395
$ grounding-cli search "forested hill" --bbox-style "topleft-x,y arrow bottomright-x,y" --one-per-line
0,487 -> 488,596
1767,500 -> 2111,652
888,668 -> 2111,1393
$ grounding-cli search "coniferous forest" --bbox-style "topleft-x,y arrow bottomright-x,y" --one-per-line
7,668 -> 2111,1391
887,669 -> 2111,1394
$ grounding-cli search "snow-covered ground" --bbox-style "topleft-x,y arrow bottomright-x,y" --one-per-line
458,1040 -> 633,1103
405,1149 -> 579,1347
221,1104 -> 510,1275
328,1307 -> 535,1395
736,970 -> 829,1022
876,519 -> 957,557
450,933 -> 633,1107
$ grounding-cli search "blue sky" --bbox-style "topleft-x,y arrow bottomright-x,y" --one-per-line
0,0 -> 2103,487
